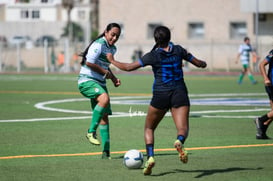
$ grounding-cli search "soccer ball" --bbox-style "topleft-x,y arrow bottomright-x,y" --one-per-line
123,149 -> 144,169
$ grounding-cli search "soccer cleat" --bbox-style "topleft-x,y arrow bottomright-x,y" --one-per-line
101,151 -> 111,159
174,140 -> 188,163
256,133 -> 270,140
237,80 -> 242,85
86,132 -> 100,145
253,118 -> 270,139
254,118 -> 265,139
252,80 -> 258,85
143,157 -> 155,175
254,118 -> 263,133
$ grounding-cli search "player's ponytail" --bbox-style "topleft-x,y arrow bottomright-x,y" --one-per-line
79,33 -> 104,66
153,26 -> 170,48
150,43 -> 158,52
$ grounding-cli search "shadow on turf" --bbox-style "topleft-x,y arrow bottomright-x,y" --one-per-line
152,167 -> 263,178
114,154 -> 263,178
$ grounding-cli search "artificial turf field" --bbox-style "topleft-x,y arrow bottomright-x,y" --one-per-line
0,72 -> 273,181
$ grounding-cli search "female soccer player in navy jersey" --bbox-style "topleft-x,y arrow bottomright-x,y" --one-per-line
107,25 -> 207,175
254,49 -> 273,139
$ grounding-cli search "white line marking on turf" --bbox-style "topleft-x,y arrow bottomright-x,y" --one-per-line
189,93 -> 266,97
0,108 -> 270,123
0,114 -> 135,123
35,98 -> 91,114
0,94 -> 270,123
191,108 -> 270,114
34,97 -> 269,114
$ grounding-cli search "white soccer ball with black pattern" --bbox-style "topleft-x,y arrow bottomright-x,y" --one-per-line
123,149 -> 144,169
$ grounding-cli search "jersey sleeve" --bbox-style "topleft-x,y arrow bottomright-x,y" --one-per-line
85,42 -> 102,64
139,52 -> 155,67
265,49 -> 273,62
179,45 -> 194,62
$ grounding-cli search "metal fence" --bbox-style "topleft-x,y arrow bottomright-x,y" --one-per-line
0,39 -> 272,73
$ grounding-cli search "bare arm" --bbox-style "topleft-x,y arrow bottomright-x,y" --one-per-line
107,53 -> 142,71
259,59 -> 270,86
108,67 -> 121,87
190,57 -> 207,68
86,62 -> 108,76
86,61 -> 117,81
235,53 -> 241,64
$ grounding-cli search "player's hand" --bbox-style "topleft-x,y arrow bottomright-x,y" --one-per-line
113,78 -> 121,87
199,60 -> 207,68
264,79 -> 271,86
103,70 -> 114,79
107,53 -> 114,63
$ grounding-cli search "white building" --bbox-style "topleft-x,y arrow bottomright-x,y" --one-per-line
0,0 -> 90,41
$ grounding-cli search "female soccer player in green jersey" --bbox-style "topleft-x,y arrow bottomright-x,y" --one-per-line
235,37 -> 258,84
78,23 -> 121,159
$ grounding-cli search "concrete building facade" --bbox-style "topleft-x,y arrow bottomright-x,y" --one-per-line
99,0 -> 273,71
0,0 -> 273,71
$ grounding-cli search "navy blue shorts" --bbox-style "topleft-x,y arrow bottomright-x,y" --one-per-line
150,88 -> 190,110
265,86 -> 273,101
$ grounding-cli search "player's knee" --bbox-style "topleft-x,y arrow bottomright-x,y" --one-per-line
98,93 -> 110,106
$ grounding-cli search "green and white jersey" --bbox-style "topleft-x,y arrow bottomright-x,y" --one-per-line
238,44 -> 253,65
78,37 -> 117,86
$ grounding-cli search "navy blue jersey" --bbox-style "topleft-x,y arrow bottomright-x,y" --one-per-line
139,42 -> 194,91
266,49 -> 273,83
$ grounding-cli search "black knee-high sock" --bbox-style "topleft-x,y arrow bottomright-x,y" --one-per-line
259,114 -> 269,123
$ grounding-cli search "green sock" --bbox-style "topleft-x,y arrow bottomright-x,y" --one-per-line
99,124 -> 110,153
248,74 -> 255,82
238,73 -> 244,83
88,105 -> 106,133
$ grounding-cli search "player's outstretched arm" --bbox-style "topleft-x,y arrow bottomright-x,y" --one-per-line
107,53 -> 141,71
259,59 -> 270,86
191,57 -> 207,68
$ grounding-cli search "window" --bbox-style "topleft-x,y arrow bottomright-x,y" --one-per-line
258,14 -> 267,22
147,23 -> 162,39
32,10 -> 40,19
16,0 -> 30,2
21,10 -> 29,19
188,22 -> 204,39
230,22 -> 247,39
41,0 -> 48,3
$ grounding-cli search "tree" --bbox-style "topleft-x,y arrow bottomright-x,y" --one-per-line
61,22 -> 84,42
62,0 -> 83,42
90,0 -> 99,40
62,0 -> 74,41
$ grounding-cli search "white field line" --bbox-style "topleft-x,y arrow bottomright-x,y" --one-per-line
189,93 -> 266,97
0,108 -> 270,123
0,94 -> 270,123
